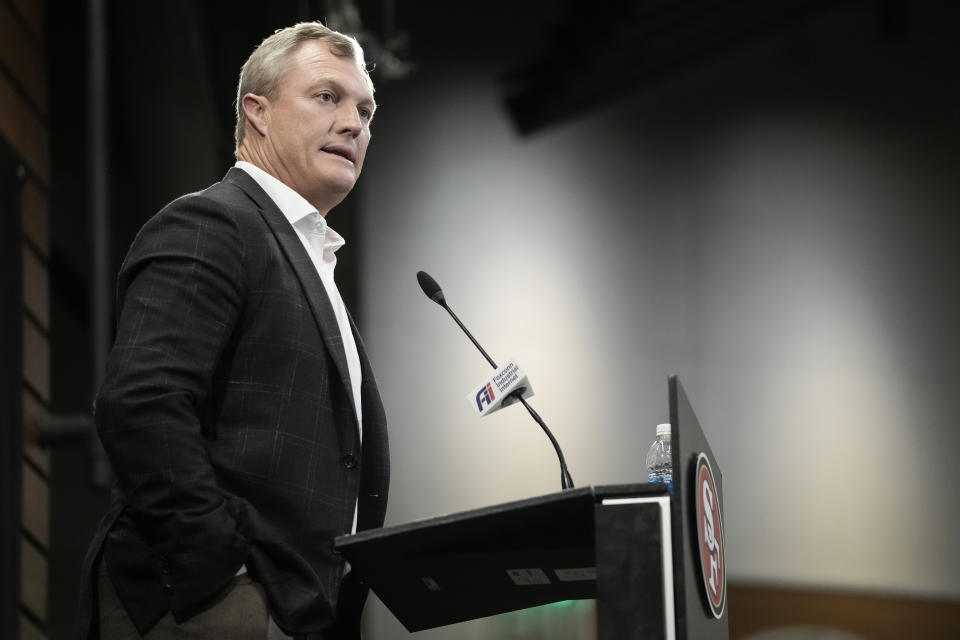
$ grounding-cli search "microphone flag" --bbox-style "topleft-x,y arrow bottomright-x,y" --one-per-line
468,358 -> 535,417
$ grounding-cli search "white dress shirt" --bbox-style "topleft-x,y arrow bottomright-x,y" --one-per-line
235,161 -> 363,432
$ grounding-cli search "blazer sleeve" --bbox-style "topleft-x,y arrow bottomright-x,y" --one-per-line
95,192 -> 250,617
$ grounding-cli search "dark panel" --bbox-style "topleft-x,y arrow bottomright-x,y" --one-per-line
595,501 -> 665,640
670,377 -> 729,640
502,0 -> 855,134
1,138 -> 24,640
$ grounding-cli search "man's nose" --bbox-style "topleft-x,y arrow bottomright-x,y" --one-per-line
336,104 -> 364,136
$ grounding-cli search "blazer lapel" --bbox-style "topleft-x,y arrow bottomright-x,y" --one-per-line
224,168 -> 360,430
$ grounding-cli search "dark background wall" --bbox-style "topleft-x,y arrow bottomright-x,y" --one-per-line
2,0 -> 52,638
2,136 -> 25,640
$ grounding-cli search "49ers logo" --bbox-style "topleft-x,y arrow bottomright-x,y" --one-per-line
694,453 -> 725,618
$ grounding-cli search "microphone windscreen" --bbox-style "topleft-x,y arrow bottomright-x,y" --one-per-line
416,271 -> 445,304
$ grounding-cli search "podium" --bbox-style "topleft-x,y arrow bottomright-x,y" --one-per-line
335,377 -> 728,640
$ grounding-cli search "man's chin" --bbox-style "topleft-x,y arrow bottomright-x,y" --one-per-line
303,175 -> 358,211
317,167 -> 358,192
326,177 -> 358,197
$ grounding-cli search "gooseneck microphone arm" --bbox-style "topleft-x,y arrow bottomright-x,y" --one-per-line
416,270 -> 575,490
515,396 -> 575,490
441,304 -> 498,368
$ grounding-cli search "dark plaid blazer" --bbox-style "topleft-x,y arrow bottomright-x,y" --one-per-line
76,168 -> 390,639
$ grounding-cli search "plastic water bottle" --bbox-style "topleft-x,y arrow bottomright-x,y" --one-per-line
646,423 -> 673,493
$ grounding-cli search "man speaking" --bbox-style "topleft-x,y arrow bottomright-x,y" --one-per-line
78,22 -> 390,640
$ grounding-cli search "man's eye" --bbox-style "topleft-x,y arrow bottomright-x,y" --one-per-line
316,92 -> 333,102
359,108 -> 372,120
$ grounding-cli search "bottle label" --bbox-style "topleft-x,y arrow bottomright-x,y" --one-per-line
648,474 -> 674,494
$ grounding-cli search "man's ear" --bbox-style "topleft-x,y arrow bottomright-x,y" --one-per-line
241,93 -> 269,136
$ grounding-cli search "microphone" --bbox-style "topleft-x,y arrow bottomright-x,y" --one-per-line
416,270 -> 444,304
416,270 -> 575,490
416,270 -> 497,368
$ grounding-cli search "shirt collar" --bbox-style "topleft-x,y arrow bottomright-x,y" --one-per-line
235,160 -> 346,255
234,160 -> 347,255
236,161 -> 314,224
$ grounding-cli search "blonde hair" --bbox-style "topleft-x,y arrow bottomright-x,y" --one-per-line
234,21 -> 371,153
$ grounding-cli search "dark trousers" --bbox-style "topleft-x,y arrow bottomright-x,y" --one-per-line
97,560 -> 279,639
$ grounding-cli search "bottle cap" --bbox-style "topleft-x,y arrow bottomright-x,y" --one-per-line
656,423 -> 671,437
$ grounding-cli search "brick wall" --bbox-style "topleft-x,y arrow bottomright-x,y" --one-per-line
1,0 -> 50,638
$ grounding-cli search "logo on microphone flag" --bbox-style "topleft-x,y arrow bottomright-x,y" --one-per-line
467,359 -> 535,417
476,383 -> 496,411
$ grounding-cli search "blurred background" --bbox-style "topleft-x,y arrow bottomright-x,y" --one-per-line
3,0 -> 959,639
